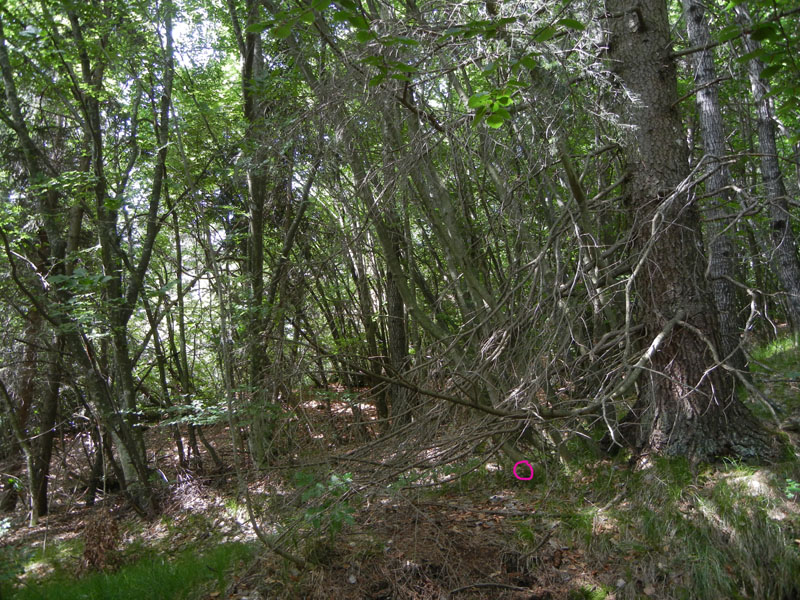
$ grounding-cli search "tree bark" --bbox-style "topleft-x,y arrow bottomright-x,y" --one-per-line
606,0 -> 778,462
735,5 -> 800,333
31,336 -> 61,517
682,0 -> 747,370
0,377 -> 38,525
385,215 -> 411,426
230,0 -> 273,466
67,2 -> 174,513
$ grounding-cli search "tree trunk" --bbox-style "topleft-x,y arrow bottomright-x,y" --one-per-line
735,5 -> 800,333
233,0 -> 274,466
385,220 -> 411,426
0,377 -> 38,525
31,338 -> 61,517
605,0 -> 778,462
682,0 -> 747,370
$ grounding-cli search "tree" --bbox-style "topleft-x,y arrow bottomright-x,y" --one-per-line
735,4 -> 800,335
682,0 -> 747,371
0,0 -> 176,514
2,0 -> 796,526
605,0 -> 777,461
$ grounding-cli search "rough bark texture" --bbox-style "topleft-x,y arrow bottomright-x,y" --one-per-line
682,0 -> 746,370
606,0 -> 778,462
735,5 -> 800,333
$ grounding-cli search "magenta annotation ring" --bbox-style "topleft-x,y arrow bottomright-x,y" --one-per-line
513,460 -> 534,481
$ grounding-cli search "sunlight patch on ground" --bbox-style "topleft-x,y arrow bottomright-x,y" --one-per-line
724,469 -> 778,500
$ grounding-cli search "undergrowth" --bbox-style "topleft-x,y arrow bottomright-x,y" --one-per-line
4,335 -> 800,599
3,542 -> 256,600
543,454 -> 800,599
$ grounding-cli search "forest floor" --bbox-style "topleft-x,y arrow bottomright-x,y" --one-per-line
3,340 -> 800,600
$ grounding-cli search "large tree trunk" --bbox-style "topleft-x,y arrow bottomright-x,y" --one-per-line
735,5 -> 800,333
682,0 -> 746,370
606,0 -> 778,462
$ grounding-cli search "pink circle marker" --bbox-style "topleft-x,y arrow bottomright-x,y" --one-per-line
513,460 -> 534,480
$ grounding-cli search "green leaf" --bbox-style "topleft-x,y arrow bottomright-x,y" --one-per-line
355,29 -> 376,42
272,23 -> 292,38
533,26 -> 556,42
346,14 -> 369,29
391,61 -> 416,73
716,24 -> 740,43
299,10 -> 316,24
736,48 -> 767,63
486,113 -> 505,128
368,73 -> 386,86
496,95 -> 512,106
494,107 -> 511,119
104,196 -> 123,211
472,106 -> 487,127
519,55 -> 537,70
311,0 -> 330,9
750,23 -> 778,42
760,63 -> 781,79
468,92 -> 492,108
244,21 -> 271,34
387,36 -> 420,46
557,18 -> 585,31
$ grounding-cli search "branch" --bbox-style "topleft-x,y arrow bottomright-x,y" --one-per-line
123,9 -> 175,320
0,227 -> 61,328
450,582 -> 531,595
339,368 -> 526,419
264,160 -> 321,312
536,309 -> 685,419
677,318 -> 782,427
672,76 -> 731,107
670,7 -> 800,59
394,92 -> 445,133
226,0 -> 246,58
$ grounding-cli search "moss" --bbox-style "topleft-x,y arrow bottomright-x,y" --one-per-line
569,585 -> 609,600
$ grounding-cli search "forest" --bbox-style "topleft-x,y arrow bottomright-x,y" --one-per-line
1,0 -> 800,597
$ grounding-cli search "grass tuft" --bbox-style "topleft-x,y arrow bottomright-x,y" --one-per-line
4,542 -> 256,600
565,457 -> 800,599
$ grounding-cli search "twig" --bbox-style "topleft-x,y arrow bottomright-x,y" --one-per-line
450,582 -> 531,594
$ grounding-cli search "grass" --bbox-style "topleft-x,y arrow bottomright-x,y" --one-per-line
529,333 -> 800,598
747,335 -> 800,417
3,542 -> 256,600
548,456 -> 800,599
750,335 -> 800,372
